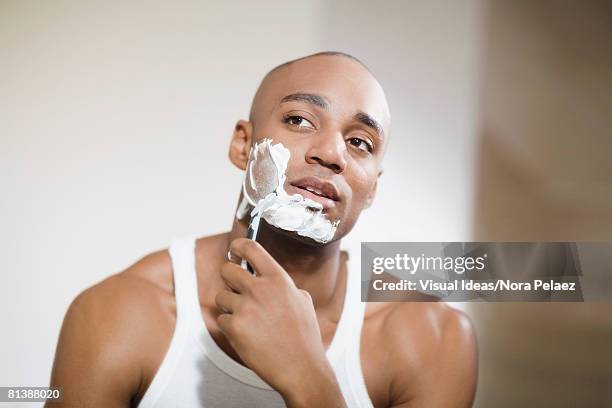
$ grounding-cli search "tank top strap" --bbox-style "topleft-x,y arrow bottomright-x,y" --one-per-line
342,252 -> 372,408
325,251 -> 367,363
168,235 -> 202,329
346,253 -> 367,342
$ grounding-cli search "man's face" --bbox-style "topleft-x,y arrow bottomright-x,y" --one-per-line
242,56 -> 390,243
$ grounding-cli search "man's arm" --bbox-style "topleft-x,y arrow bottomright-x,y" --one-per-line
386,303 -> 478,408
46,274 -> 151,407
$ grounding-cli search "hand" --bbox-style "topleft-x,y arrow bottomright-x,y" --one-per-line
215,238 -> 333,400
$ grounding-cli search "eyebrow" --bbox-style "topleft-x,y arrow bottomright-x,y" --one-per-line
280,93 -> 330,110
280,93 -> 385,140
354,111 -> 385,140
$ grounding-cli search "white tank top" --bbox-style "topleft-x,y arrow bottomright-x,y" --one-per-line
137,236 -> 374,408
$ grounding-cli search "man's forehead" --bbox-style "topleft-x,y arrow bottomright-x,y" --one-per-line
255,56 -> 391,131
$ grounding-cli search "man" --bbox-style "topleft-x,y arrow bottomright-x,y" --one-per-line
48,52 -> 478,407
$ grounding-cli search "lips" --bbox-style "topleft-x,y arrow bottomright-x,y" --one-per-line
289,176 -> 340,209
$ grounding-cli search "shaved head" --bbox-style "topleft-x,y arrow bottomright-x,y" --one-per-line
249,52 -> 390,139
258,51 -> 373,89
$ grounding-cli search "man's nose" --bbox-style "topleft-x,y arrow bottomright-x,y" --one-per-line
305,131 -> 348,174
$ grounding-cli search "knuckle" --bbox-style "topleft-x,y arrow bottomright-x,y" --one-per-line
220,263 -> 232,278
216,313 -> 228,328
230,317 -> 245,335
214,293 -> 227,310
220,264 -> 240,283
242,239 -> 259,253
218,314 -> 237,334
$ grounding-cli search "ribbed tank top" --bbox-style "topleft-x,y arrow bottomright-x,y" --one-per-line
137,235 -> 374,408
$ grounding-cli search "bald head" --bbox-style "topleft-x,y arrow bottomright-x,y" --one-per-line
258,51 -> 373,91
248,52 -> 390,143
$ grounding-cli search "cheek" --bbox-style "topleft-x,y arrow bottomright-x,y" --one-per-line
347,163 -> 376,213
347,162 -> 376,201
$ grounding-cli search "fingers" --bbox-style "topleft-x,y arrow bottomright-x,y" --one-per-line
217,312 -> 232,334
226,249 -> 241,264
215,289 -> 241,314
220,261 -> 255,293
229,238 -> 284,278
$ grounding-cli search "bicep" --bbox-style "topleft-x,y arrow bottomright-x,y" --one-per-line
391,309 -> 478,408
47,289 -> 139,408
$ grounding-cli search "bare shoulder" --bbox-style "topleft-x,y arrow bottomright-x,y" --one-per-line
69,249 -> 174,346
48,249 -> 176,407
370,302 -> 478,407
381,302 -> 476,362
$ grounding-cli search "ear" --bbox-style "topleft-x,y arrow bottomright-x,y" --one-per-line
364,170 -> 383,209
228,120 -> 254,170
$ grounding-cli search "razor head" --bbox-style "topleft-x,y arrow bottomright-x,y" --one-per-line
243,140 -> 281,206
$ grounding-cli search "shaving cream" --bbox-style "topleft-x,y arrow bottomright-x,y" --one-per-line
235,138 -> 339,243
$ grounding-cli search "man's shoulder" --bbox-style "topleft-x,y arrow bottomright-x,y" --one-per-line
49,248 -> 181,404
69,231 -> 228,332
365,302 -> 475,371
379,302 -> 475,362
366,302 -> 477,405
384,301 -> 473,333
64,249 -> 175,359
118,248 -> 174,294
76,249 -> 173,312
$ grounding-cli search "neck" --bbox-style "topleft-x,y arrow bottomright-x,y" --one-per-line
227,216 -> 345,311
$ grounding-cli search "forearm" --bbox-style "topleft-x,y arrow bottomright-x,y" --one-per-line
281,360 -> 347,408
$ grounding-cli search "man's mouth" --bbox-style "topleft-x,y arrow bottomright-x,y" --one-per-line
288,176 -> 340,209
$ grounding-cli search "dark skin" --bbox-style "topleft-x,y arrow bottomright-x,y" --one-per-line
47,55 -> 478,407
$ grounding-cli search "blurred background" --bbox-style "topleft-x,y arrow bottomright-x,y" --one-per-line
1,0 -> 610,407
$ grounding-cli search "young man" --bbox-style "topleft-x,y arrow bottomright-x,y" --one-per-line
48,52 -> 477,408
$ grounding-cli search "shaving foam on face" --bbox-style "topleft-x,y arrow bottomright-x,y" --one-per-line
235,138 -> 339,243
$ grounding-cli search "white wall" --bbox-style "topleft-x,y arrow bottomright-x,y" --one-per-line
0,0 -> 481,393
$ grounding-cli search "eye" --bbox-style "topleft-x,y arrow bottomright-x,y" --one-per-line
283,115 -> 315,130
347,137 -> 373,153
